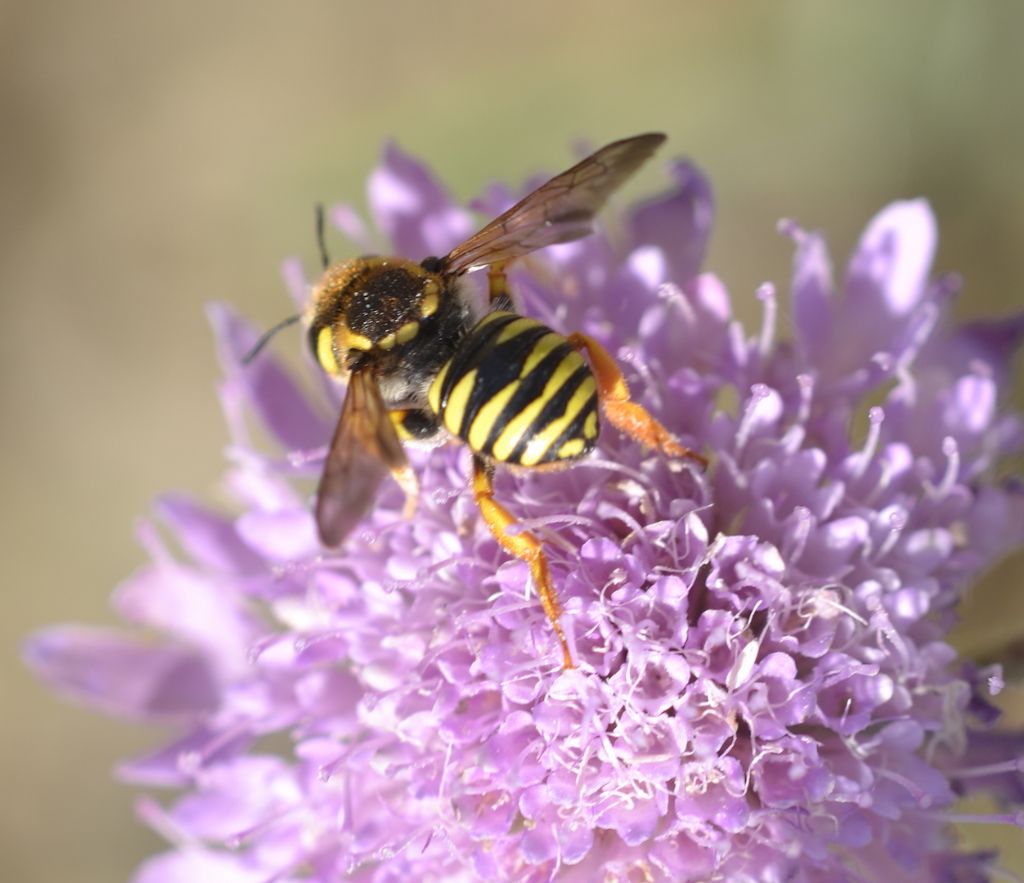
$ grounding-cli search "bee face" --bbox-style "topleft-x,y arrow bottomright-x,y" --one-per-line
306,257 -> 451,382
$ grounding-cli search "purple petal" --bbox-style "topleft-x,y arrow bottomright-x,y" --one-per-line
519,822 -> 558,864
367,142 -> 473,259
556,818 -> 594,864
799,515 -> 869,577
208,302 -> 331,452
235,507 -> 319,562
24,627 -> 218,719
955,730 -> 1024,803
784,221 -> 835,362
965,485 -> 1024,561
26,139 -> 1024,882
593,793 -> 661,846
118,725 -> 253,787
452,790 -> 517,839
945,310 -> 1024,391
630,159 -> 714,283
155,494 -> 264,575
329,202 -> 376,252
845,199 -> 937,317
132,849 -> 268,883
944,373 -> 996,436
280,257 -> 308,310
112,555 -> 261,672
169,756 -> 301,840
789,200 -> 939,380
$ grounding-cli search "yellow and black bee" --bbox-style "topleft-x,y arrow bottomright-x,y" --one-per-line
250,134 -> 706,668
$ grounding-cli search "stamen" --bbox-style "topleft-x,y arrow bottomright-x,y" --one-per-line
848,407 -> 884,481
873,766 -> 934,806
330,203 -> 376,252
896,302 -> 940,371
177,722 -> 252,774
658,282 -> 697,325
756,283 -> 777,358
135,796 -> 194,847
776,218 -> 804,243
928,436 -> 960,498
734,384 -> 773,453
288,445 -> 329,468
438,740 -> 455,800
225,802 -> 303,850
932,271 -> 963,303
875,506 -> 907,558
781,506 -> 812,563
795,374 -> 814,425
950,757 -> 1024,779
927,810 -> 1024,828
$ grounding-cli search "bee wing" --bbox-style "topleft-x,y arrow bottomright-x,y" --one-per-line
443,133 -> 666,275
315,368 -> 407,547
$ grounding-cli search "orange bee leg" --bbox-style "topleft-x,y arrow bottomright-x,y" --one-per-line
471,456 -> 574,669
567,332 -> 708,467
390,463 -> 419,519
387,409 -> 425,518
487,262 -> 511,305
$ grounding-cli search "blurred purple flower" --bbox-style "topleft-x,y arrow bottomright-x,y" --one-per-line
26,143 -> 1024,882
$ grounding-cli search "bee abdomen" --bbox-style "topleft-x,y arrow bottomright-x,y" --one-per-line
428,312 -> 599,467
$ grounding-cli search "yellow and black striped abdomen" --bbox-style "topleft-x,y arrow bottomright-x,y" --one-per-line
428,311 -> 599,467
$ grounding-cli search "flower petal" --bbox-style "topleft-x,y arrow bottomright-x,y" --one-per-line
630,159 -> 714,283
208,302 -> 330,451
24,627 -> 217,719
368,142 -> 473,259
846,199 -> 937,317
132,849 -> 268,883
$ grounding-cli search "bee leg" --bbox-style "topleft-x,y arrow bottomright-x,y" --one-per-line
567,332 -> 708,467
387,409 -> 439,518
470,455 -> 574,669
487,262 -> 511,305
391,464 -> 419,519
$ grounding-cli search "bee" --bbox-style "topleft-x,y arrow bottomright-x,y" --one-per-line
248,133 -> 706,668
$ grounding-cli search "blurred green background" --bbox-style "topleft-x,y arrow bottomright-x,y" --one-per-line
3,2 -> 1022,880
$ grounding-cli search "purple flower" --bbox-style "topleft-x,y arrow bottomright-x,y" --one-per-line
26,143 -> 1024,882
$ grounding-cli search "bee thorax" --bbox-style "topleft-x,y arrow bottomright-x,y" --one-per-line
345,264 -> 435,345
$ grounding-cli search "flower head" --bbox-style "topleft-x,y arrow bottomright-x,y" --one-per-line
27,141 -> 1024,882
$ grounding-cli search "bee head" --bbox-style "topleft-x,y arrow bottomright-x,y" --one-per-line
307,257 -> 442,377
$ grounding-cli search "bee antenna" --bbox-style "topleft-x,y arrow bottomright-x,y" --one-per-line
315,203 -> 330,270
242,314 -> 302,365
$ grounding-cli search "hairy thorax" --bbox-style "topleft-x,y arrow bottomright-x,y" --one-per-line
306,257 -> 474,406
